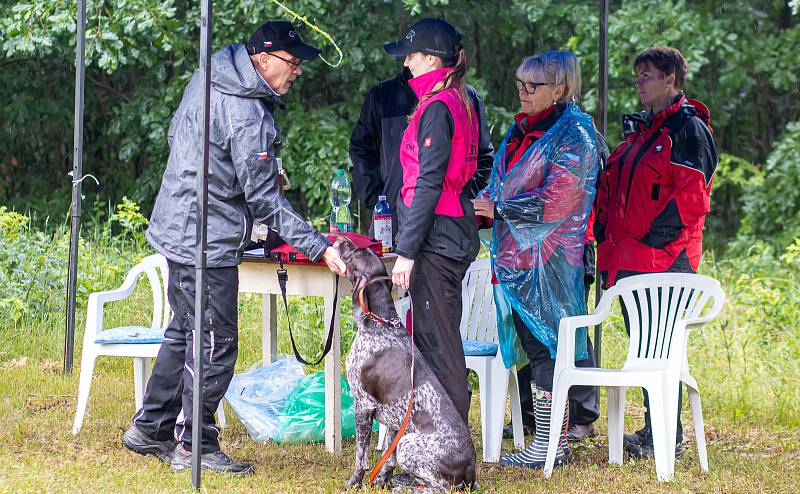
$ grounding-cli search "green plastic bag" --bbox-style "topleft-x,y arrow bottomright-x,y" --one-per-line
273,371 -> 356,444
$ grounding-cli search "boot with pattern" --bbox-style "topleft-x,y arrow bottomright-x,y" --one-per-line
500,385 -> 569,469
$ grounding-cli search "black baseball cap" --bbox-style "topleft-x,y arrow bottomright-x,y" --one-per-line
383,18 -> 462,59
246,21 -> 320,60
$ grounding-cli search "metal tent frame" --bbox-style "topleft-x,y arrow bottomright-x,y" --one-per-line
64,2 -> 609,488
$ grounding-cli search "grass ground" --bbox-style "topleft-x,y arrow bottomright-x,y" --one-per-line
1,283 -> 799,494
1,357 -> 797,493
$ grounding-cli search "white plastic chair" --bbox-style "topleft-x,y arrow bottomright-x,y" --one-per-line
543,273 -> 725,480
72,254 -> 225,434
378,258 -> 525,462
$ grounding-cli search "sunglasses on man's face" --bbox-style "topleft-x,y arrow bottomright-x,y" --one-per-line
515,79 -> 550,95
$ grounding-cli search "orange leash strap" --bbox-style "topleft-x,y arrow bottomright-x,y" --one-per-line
368,298 -> 415,486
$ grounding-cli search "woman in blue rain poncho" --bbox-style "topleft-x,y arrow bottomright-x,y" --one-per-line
472,51 -> 598,469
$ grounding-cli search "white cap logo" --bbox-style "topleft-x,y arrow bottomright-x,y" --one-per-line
288,30 -> 297,38
405,29 -> 415,43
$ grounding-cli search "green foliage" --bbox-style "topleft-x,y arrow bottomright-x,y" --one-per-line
0,202 -> 148,325
0,0 -> 798,243
280,105 -> 357,221
704,153 -> 763,250
0,208 -> 67,322
110,196 -> 149,248
699,244 -> 800,424
739,119 -> 800,247
0,206 -> 29,240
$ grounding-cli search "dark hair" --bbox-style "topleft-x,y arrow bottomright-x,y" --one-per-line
634,45 -> 689,89
411,48 -> 472,121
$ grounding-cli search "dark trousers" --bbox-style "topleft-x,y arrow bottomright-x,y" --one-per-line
511,310 -> 600,429
512,242 -> 601,424
133,260 -> 239,453
409,251 -> 471,424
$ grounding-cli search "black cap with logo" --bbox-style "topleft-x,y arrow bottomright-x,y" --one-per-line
246,21 -> 320,60
383,18 -> 463,59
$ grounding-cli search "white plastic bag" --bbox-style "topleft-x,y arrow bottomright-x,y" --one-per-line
224,357 -> 305,442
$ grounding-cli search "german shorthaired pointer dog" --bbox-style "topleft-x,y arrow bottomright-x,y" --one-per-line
333,237 -> 477,492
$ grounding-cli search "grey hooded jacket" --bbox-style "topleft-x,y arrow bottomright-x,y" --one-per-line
146,44 -> 329,267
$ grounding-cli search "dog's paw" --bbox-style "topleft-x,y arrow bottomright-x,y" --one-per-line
344,473 -> 363,489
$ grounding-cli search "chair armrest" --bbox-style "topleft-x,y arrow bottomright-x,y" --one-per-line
83,267 -> 145,338
683,316 -> 713,332
554,286 -> 617,371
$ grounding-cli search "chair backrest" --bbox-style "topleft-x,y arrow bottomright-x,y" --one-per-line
459,257 -> 498,343
611,273 -> 725,369
130,254 -> 171,330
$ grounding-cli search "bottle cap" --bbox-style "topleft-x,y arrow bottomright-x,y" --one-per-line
335,169 -> 345,176
378,195 -> 387,201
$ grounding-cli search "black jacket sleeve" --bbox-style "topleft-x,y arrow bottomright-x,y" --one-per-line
467,86 -> 495,196
349,86 -> 384,209
394,102 -> 454,259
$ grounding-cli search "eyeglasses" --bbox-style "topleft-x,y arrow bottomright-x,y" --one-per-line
267,52 -> 302,70
515,79 -> 550,95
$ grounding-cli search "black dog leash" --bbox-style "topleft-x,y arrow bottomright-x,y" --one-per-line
275,256 -> 339,366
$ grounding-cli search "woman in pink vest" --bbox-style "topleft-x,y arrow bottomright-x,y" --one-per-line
385,18 -> 480,425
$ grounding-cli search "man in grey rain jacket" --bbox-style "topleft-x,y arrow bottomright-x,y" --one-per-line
122,21 -> 346,475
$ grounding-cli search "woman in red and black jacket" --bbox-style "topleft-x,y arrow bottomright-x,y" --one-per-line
385,18 -> 480,426
595,45 -> 718,459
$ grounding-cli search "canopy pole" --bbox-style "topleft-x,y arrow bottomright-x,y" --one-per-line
64,0 -> 87,374
191,0 -> 213,489
594,0 -> 609,367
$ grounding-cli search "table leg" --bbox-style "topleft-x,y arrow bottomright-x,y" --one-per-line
324,277 -> 342,454
261,293 -> 278,366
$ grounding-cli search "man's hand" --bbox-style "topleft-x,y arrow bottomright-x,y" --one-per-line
321,247 -> 347,276
392,255 -> 415,289
472,198 -> 495,218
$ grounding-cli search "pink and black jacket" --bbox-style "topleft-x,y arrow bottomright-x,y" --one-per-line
595,94 -> 718,288
394,68 -> 480,263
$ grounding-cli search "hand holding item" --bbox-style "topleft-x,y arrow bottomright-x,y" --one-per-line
471,198 -> 495,218
391,255 -> 415,289
322,247 -> 347,276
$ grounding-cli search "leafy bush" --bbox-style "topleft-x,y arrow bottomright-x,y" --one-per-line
738,120 -> 800,247
0,204 -> 148,325
697,243 -> 800,425
279,104 -> 357,224
704,153 -> 763,250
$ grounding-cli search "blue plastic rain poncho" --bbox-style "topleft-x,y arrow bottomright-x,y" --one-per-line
480,104 -> 598,367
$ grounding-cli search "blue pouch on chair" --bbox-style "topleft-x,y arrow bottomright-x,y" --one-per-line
94,326 -> 165,344
462,339 -> 499,357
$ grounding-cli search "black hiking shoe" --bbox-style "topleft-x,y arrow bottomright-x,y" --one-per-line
624,439 -> 685,460
566,423 -> 597,442
502,422 -> 535,439
623,426 -> 650,447
122,425 -> 176,462
170,445 -> 255,476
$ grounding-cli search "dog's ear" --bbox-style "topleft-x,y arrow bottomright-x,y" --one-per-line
354,274 -> 369,296
351,274 -> 370,310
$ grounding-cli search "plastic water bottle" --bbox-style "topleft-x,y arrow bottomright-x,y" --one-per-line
372,195 -> 393,252
329,169 -> 352,233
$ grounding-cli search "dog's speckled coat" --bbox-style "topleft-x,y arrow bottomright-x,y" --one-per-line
334,237 -> 477,492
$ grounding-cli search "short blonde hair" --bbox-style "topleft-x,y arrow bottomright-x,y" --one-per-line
516,50 -> 582,103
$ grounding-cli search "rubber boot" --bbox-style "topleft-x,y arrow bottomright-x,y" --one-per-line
499,385 -> 569,469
